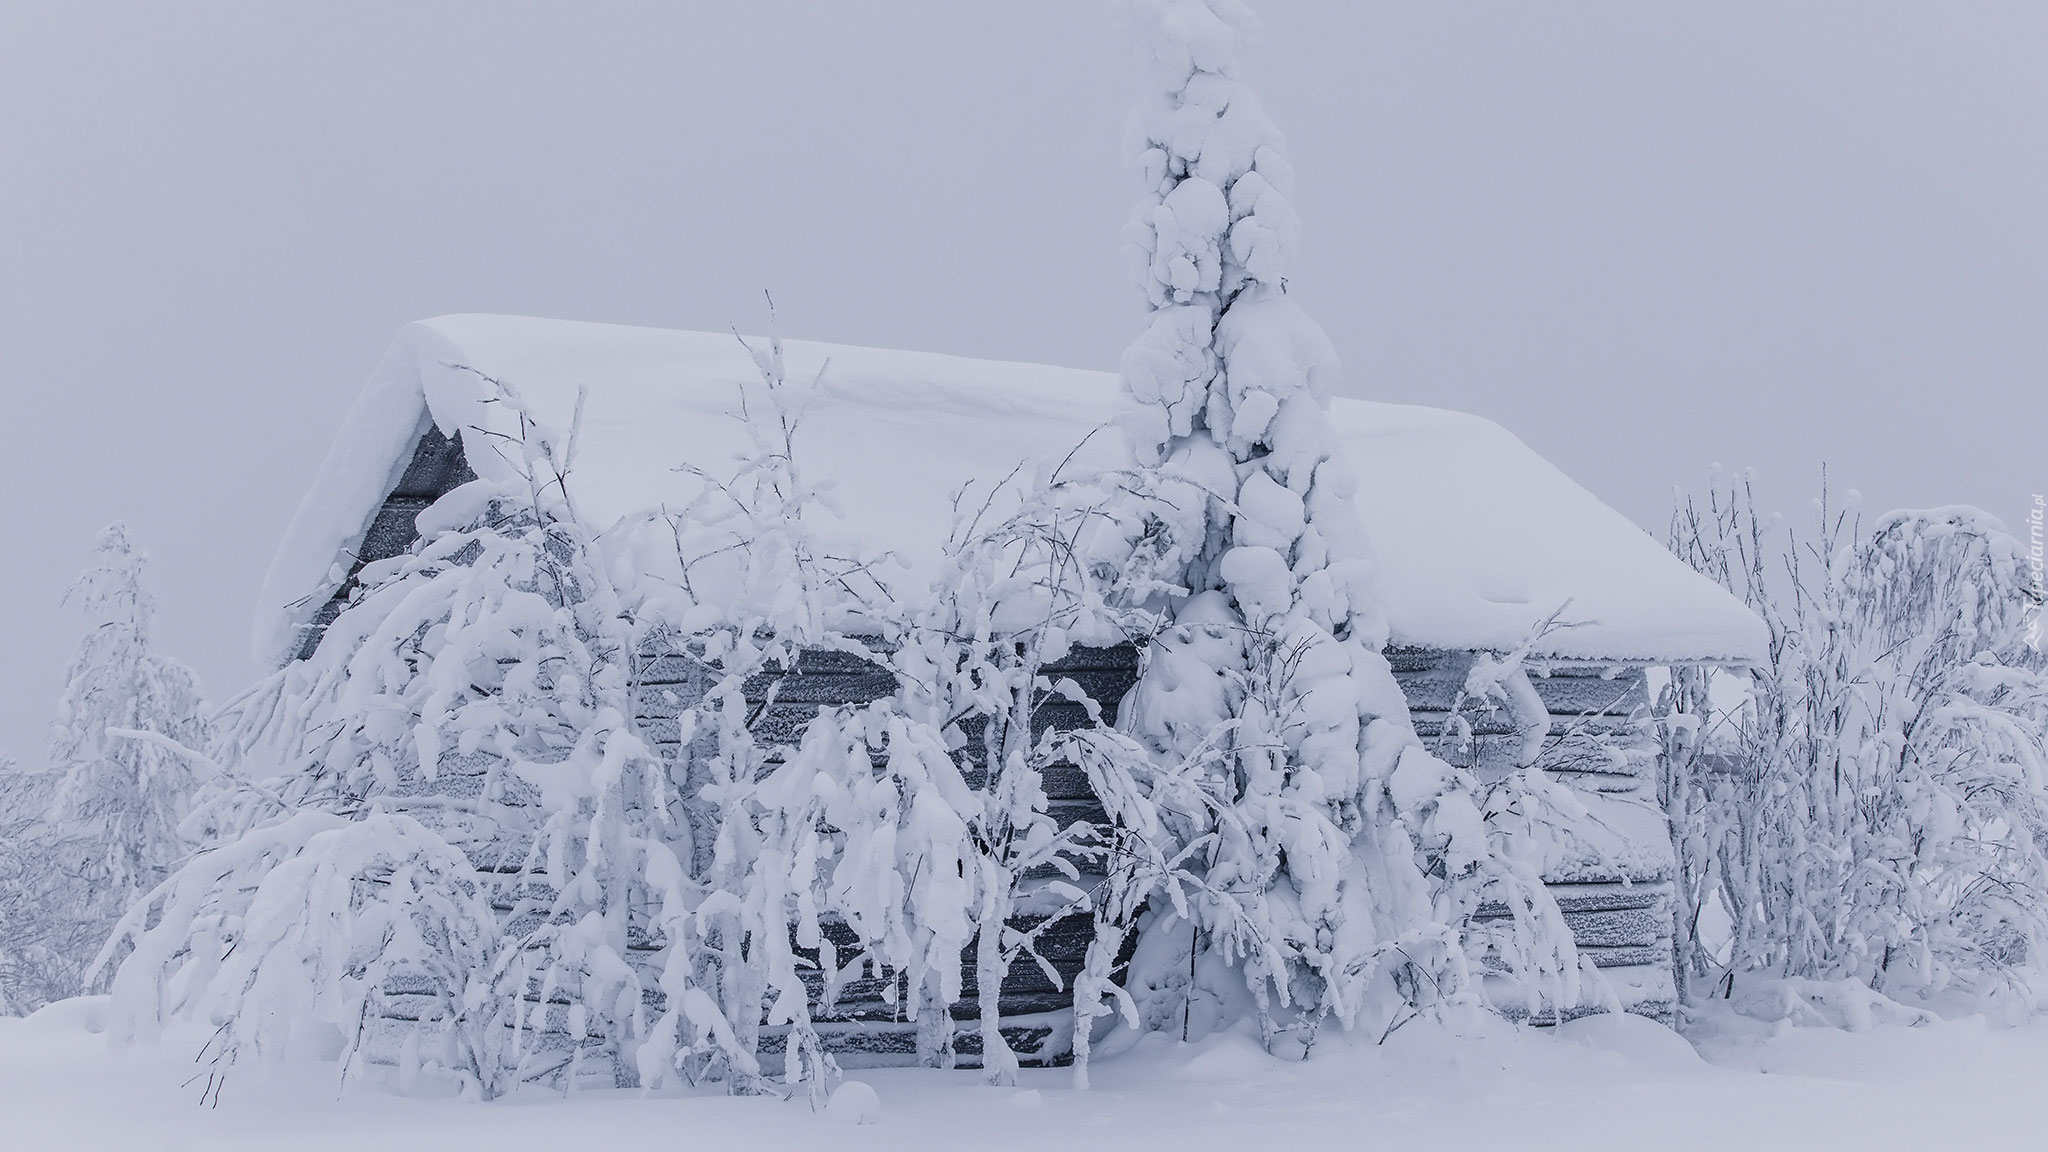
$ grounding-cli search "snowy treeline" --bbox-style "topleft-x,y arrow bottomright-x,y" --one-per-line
0,525 -> 212,1012
1663,474 -> 2048,1022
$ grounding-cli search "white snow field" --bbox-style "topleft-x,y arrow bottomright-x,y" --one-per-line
3,998 -> 2039,1151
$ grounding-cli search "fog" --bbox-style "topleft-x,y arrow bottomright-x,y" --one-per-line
2,1 -> 2041,761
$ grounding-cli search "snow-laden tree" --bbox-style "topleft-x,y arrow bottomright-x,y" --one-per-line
1109,0 -> 1577,1045
632,324 -> 1119,1089
105,810 -> 500,1097
621,322 -> 903,1097
0,758 -> 106,1012
885,467 -> 1148,1083
49,525 -> 212,908
0,525 -> 221,1007
717,704 -> 978,1093
1668,475 -> 2048,1017
629,319 -> 1191,1087
106,383 -> 742,1096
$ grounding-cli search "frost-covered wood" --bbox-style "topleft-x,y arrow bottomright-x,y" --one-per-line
626,612 -> 1676,1039
292,426 -> 478,661
621,635 -> 1140,1069
1389,644 -> 1675,1020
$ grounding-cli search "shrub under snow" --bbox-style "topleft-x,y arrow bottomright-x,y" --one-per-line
1665,475 -> 2048,1017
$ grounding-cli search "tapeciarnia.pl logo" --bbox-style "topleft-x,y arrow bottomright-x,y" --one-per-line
2028,494 -> 2044,651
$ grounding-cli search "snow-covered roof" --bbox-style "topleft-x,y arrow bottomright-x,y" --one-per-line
258,314 -> 1767,668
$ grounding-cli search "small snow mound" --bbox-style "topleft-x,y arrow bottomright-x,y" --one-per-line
20,996 -> 108,1036
1178,1032 -> 1275,1081
1726,976 -> 1937,1032
1004,1088 -> 1044,1109
823,1080 -> 882,1125
1551,1012 -> 1701,1071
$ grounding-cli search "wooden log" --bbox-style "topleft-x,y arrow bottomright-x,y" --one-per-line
741,666 -> 899,705
1562,907 -> 1667,949
1577,944 -> 1672,969
389,426 -> 477,499
1540,881 -> 1667,915
1042,644 -> 1142,672
757,1011 -> 1074,1069
1528,674 -> 1646,717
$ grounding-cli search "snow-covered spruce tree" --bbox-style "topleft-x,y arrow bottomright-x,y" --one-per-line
1668,475 -> 2048,1019
1111,0 -> 1576,1044
39,524 -> 213,993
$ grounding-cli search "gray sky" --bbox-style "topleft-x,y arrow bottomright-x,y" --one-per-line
2,2 -> 2042,763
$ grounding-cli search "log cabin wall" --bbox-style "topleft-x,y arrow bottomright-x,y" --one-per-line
312,442 -> 1676,1062
1386,646 -> 1676,1022
291,427 -> 477,661
631,642 -> 1141,1067
1385,646 -> 1654,793
631,640 -> 1676,1055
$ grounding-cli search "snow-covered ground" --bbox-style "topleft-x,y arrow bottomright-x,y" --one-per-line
5,1000 -> 2039,1151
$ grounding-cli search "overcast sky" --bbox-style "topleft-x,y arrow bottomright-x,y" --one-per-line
1,1 -> 2042,763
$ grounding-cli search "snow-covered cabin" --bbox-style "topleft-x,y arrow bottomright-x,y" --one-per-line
261,314 -> 1766,1057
